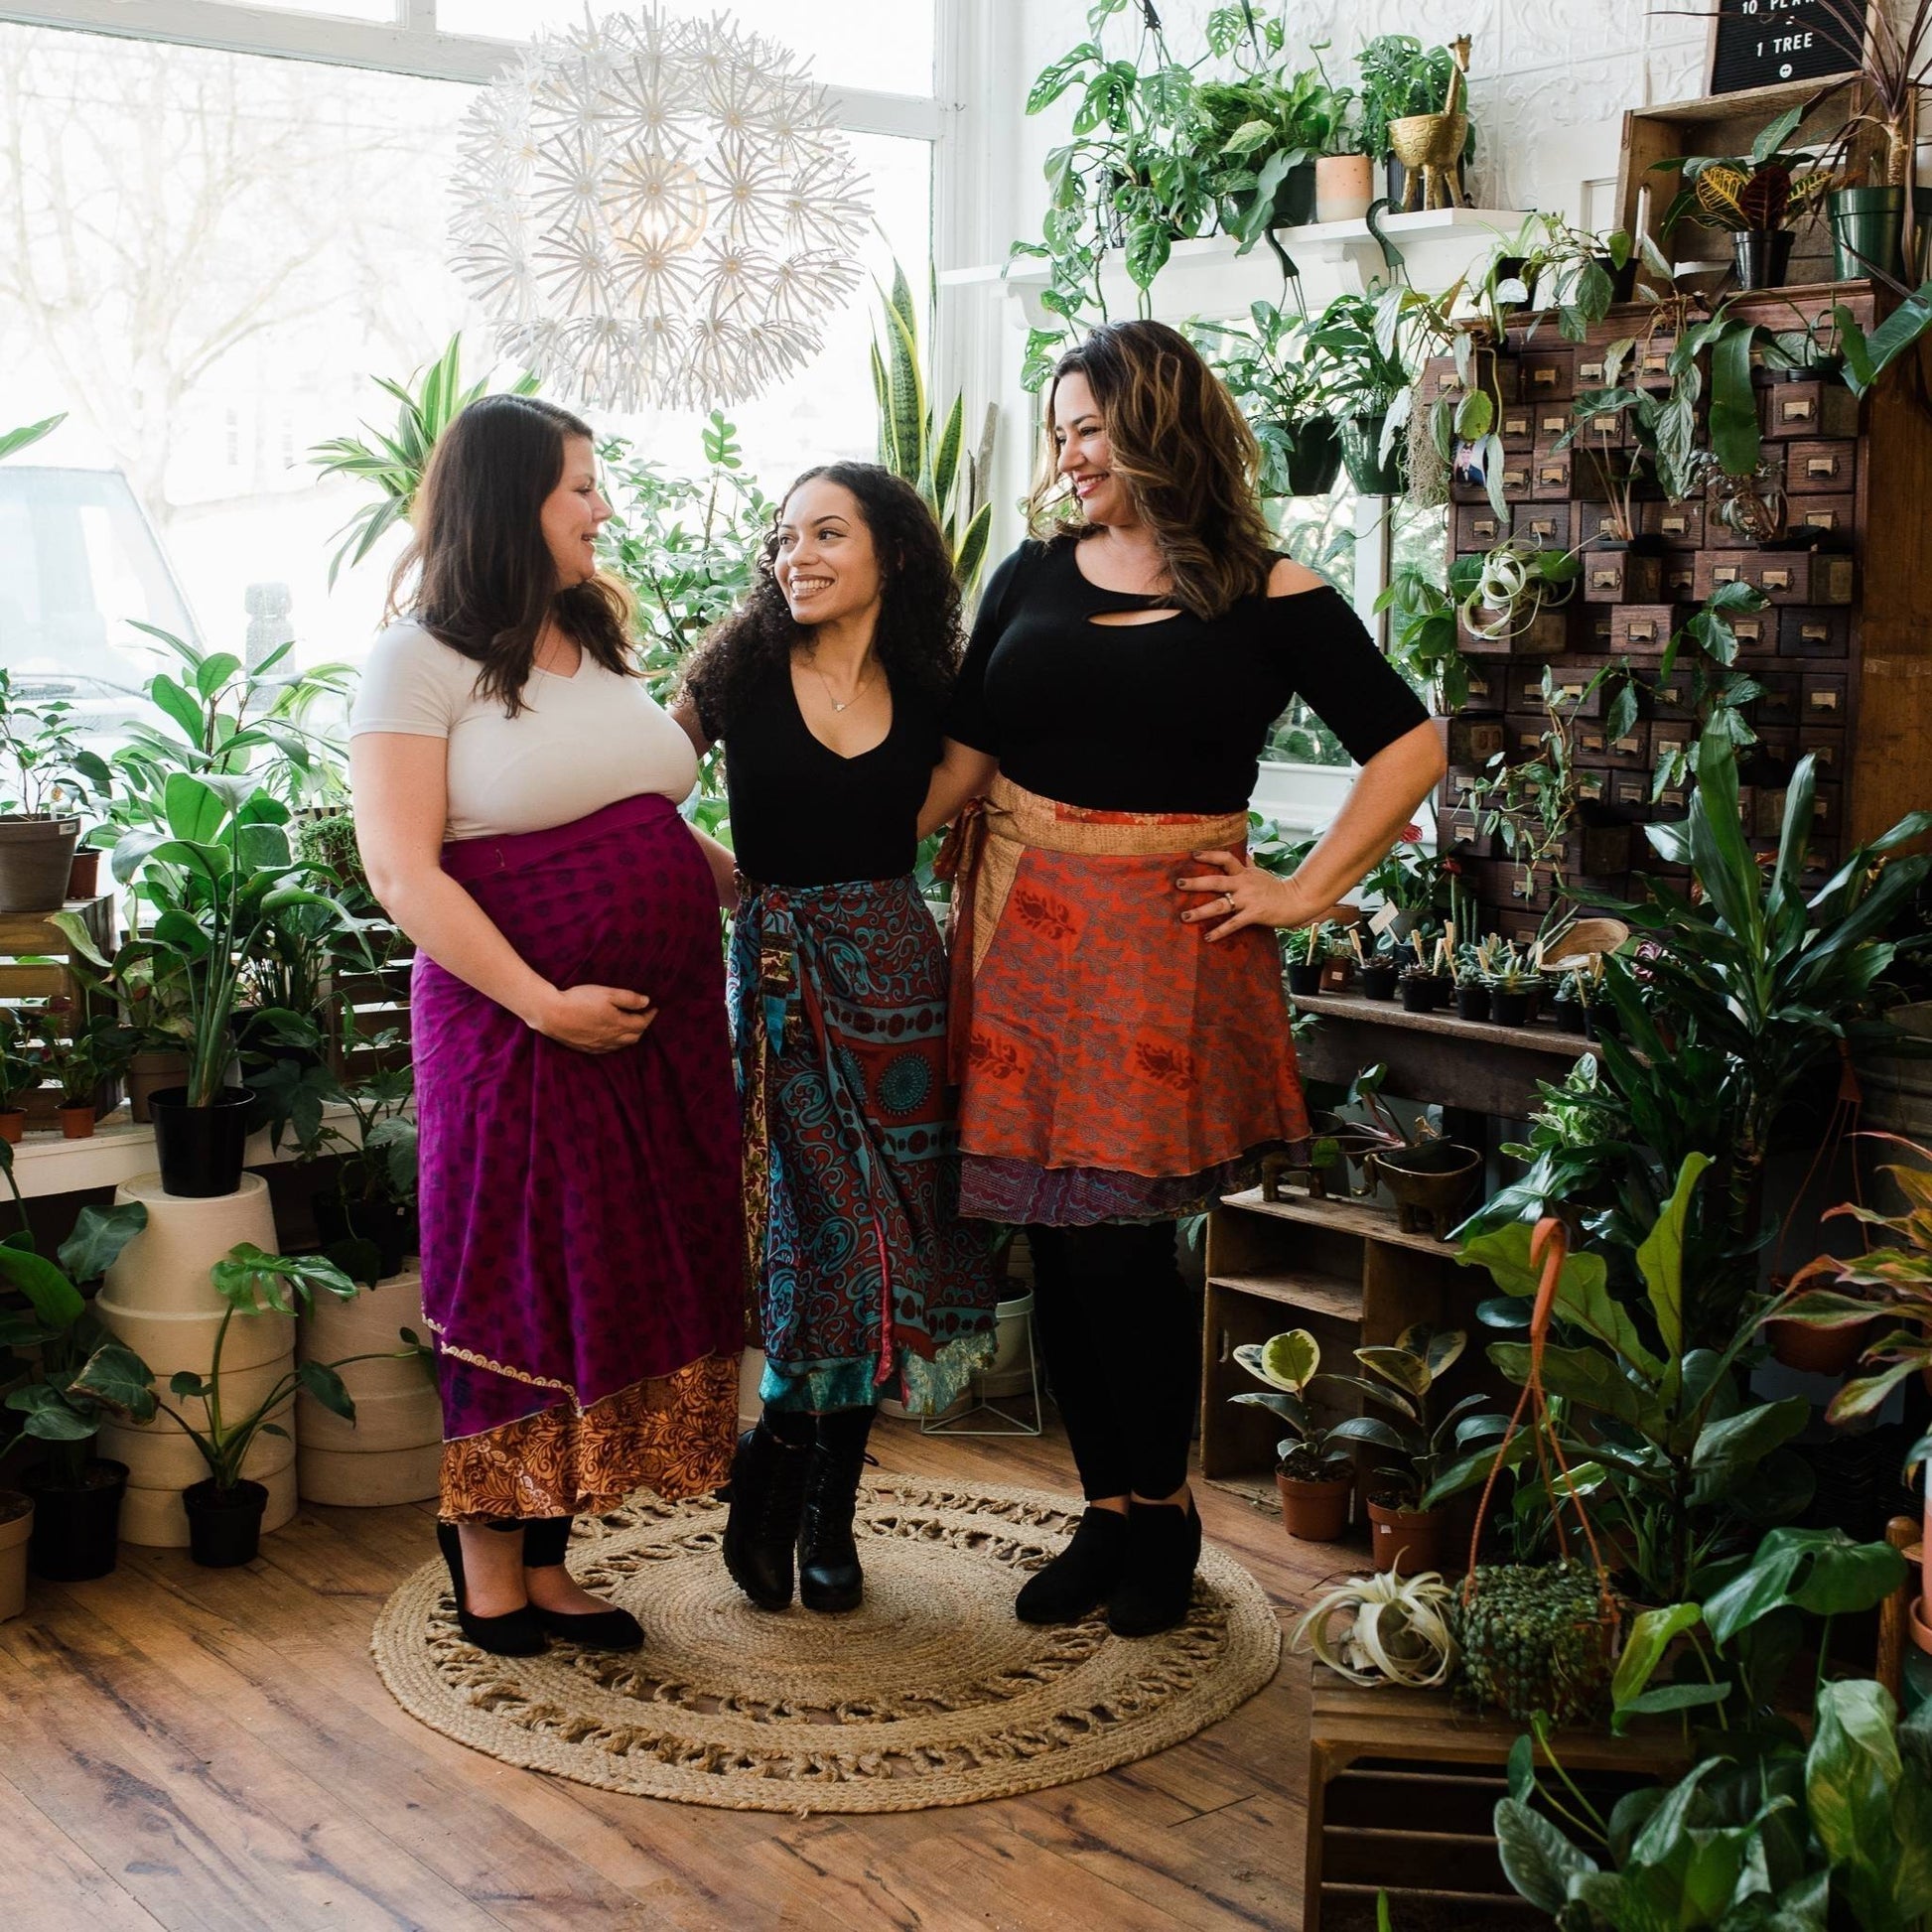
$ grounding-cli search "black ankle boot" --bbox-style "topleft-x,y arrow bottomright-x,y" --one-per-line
723,1418 -> 812,1609
797,1407 -> 873,1614
1015,1506 -> 1131,1625
522,1516 -> 644,1652
436,1521 -> 546,1656
1106,1499 -> 1203,1638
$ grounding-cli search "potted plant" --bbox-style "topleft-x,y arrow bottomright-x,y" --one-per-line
0,669 -> 111,915
1355,35 -> 1473,208
1195,58 -> 1352,247
1285,922 -> 1341,1000
1292,1565 -> 1457,1685
1358,934 -> 1401,1003
1481,941 -> 1540,1028
0,1008 -> 35,1142
146,1243 -> 404,1566
1397,931 -> 1451,1013
0,1189 -> 156,1581
1306,291 -> 1413,494
1200,300 -> 1345,497
1229,1328 -> 1355,1540
1360,827 -> 1449,937
1323,1324 -> 1501,1575
249,1029 -> 418,1282
107,776 -> 365,1197
1652,105 -> 1837,291
1549,967 -> 1591,1036
1449,1558 -> 1624,1725
1451,945 -> 1491,1023
50,925 -> 197,1123
37,1004 -> 134,1140
1813,0 -> 1932,280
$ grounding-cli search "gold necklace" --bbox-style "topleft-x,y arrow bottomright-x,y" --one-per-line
805,650 -> 875,714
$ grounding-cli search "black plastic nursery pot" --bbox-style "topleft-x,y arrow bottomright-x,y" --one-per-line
1489,988 -> 1532,1028
1340,414 -> 1407,495
1286,961 -> 1327,999
22,1457 -> 128,1583
1731,228 -> 1793,291
183,1477 -> 269,1569
1359,962 -> 1399,1003
149,1085 -> 253,1197
1454,983 -> 1492,1023
1281,418 -> 1344,496
1397,973 -> 1449,1014
315,1190 -> 417,1281
1554,999 -> 1589,1036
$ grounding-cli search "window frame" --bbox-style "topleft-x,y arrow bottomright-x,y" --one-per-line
0,1 -> 952,135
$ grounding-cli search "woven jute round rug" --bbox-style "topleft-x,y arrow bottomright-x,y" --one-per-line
370,1476 -> 1281,1813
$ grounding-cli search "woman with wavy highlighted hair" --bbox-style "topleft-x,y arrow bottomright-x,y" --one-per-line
922,321 -> 1446,1637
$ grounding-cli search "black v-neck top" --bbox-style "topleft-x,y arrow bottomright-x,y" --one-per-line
944,537 -> 1429,813
700,660 -> 943,888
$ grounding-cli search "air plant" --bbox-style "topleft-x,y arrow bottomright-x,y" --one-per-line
1458,537 -> 1581,645
1293,1566 -> 1458,1688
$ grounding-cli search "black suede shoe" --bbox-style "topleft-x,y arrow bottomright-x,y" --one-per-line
521,1516 -> 644,1652
436,1521 -> 547,1656
1015,1505 -> 1130,1625
723,1420 -> 812,1609
797,1408 -> 873,1614
1105,1500 -> 1203,1638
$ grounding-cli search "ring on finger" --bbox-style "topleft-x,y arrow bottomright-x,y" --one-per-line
1220,892 -> 1236,914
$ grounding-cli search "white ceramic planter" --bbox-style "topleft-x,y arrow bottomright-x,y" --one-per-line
296,1265 -> 442,1507
975,1292 -> 1037,1399
0,1494 -> 31,1620
94,1172 -> 295,1548
1315,154 -> 1375,224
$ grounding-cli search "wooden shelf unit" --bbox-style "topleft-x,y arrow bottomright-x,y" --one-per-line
1304,1666 -> 1690,1932
1200,1187 -> 1482,1492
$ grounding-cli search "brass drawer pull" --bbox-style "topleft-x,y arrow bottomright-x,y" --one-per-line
1628,621 -> 1657,642
1591,568 -> 1619,588
1801,624 -> 1830,642
1782,397 -> 1815,421
1715,566 -> 1739,583
1809,690 -> 1840,711
1806,457 -> 1839,477
1761,569 -> 1791,590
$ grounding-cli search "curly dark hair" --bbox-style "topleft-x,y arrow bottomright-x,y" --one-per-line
681,462 -> 962,738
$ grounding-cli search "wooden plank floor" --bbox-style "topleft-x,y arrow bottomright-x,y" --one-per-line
0,1418 -> 1356,1931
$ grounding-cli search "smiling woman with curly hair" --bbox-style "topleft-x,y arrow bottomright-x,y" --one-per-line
673,462 -> 1003,1620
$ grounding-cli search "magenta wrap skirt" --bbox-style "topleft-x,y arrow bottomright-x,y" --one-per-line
411,794 -> 744,1493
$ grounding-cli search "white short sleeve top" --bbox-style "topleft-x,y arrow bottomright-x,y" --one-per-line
349,620 -> 699,843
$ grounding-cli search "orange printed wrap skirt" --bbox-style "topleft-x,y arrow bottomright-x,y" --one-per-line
940,774 -> 1311,1226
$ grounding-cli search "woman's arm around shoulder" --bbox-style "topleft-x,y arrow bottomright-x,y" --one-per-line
918,740 -> 998,841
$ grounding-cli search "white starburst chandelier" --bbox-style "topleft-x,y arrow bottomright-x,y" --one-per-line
450,5 -> 873,412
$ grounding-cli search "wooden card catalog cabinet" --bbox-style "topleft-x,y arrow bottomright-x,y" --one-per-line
1438,283 -> 1923,936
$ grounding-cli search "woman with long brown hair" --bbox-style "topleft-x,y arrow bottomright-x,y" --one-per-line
350,394 -> 743,1656
923,320 -> 1445,1637
675,463 -> 1002,1616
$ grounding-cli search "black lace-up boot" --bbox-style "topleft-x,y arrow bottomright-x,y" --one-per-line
722,1412 -> 813,1609
796,1405 -> 874,1613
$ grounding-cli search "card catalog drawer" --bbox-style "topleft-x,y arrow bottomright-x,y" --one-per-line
1609,604 -> 1675,652
1511,501 -> 1572,548
1518,349 -> 1576,400
1455,503 -> 1507,550
1641,499 -> 1706,548
1786,439 -> 1857,492
1584,551 -> 1663,603
1778,608 -> 1850,658
1758,380 -> 1858,440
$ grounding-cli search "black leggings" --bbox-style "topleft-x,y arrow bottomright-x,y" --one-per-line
1027,1221 -> 1196,1502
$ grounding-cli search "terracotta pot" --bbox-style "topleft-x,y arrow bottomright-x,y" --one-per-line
1911,1594 -> 1932,1657
0,1109 -> 22,1145
1366,1498 -> 1453,1576
125,1049 -> 191,1125
1766,1311 -> 1877,1376
1277,1467 -> 1352,1542
65,847 -> 101,899
58,1103 -> 96,1140
1314,153 -> 1374,224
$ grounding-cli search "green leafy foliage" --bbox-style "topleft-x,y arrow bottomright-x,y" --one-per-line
310,334 -> 539,585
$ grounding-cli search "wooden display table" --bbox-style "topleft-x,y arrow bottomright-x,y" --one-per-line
1304,1665 -> 1690,1932
1290,988 -> 1598,1123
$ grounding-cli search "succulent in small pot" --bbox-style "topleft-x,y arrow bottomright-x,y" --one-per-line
1481,940 -> 1540,1027
1451,943 -> 1490,1022
1551,966 -> 1593,1035
1229,1328 -> 1355,1541
1285,920 -> 1341,1000
1358,936 -> 1400,1002
1398,965 -> 1449,1013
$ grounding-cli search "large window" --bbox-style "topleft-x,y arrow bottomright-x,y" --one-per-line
0,5 -> 940,683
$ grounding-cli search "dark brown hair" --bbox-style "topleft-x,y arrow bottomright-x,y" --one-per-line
680,463 -> 962,739
386,393 -> 634,715
1027,319 -> 1278,620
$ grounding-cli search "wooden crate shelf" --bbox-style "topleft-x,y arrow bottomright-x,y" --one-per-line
1305,1666 -> 1691,1932
1200,1188 -> 1484,1490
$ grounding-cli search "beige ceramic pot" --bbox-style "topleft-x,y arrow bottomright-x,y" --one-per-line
1314,153 -> 1374,223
